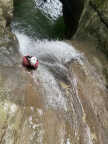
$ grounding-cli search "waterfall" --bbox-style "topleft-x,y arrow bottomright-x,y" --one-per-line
10,0 -> 108,143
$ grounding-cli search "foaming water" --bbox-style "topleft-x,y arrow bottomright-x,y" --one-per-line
16,31 -> 106,113
15,31 -> 82,110
35,0 -> 62,20
34,65 -> 68,110
16,31 -> 81,64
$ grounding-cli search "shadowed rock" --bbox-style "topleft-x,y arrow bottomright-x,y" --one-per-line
60,0 -> 84,38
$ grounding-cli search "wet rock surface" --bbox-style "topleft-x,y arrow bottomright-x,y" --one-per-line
0,33 -> 108,143
70,40 -> 108,144
74,0 -> 108,56
0,0 -> 43,143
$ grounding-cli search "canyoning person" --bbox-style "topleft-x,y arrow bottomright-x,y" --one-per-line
23,55 -> 39,70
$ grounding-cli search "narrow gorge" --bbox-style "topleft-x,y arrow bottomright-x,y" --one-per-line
0,0 -> 108,143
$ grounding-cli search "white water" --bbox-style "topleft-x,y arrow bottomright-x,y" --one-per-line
16,32 -> 81,63
35,0 -> 62,20
15,31 -> 82,110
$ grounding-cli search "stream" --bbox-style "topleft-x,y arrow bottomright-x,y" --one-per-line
8,0 -> 108,143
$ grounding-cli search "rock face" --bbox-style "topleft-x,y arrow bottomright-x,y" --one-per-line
60,0 -> 108,55
74,0 -> 108,56
0,1 -> 41,143
0,0 -> 17,52
0,0 -> 13,30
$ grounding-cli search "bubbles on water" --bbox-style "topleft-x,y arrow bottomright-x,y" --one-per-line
35,0 -> 62,20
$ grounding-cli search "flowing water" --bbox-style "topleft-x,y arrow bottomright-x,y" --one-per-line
8,0 -> 108,143
14,31 -> 82,111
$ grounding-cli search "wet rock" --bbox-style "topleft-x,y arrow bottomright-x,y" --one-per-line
0,0 -> 18,59
69,57 -> 108,144
0,0 -> 43,143
0,0 -> 13,26
74,0 -> 108,56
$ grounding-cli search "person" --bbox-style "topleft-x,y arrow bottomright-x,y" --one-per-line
23,55 -> 39,70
